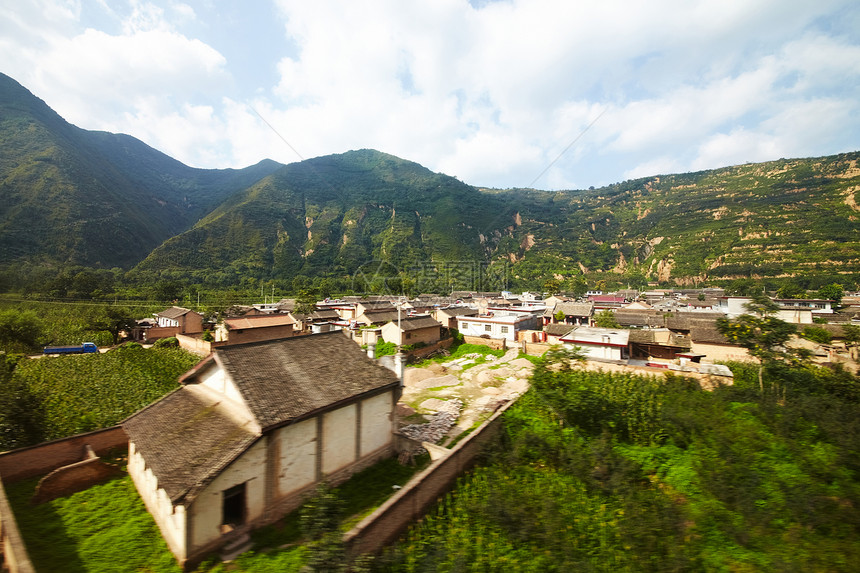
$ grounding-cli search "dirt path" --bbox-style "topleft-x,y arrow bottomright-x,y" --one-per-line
398,349 -> 535,445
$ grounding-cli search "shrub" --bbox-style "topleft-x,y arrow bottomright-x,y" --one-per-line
801,326 -> 832,345
153,337 -> 179,348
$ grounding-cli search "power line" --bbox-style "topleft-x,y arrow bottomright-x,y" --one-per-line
527,108 -> 607,188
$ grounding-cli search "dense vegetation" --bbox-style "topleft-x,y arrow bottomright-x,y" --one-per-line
0,345 -> 198,450
374,356 -> 860,571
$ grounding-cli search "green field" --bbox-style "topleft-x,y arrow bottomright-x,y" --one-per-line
376,361 -> 860,571
0,345 -> 199,450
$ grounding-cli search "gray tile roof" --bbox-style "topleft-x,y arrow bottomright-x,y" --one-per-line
547,302 -> 594,317
389,316 -> 442,332
123,389 -> 259,504
123,332 -> 400,504
209,332 -> 400,430
544,323 -> 575,337
157,306 -> 195,319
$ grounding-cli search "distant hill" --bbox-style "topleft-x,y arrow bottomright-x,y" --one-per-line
0,72 -> 282,269
2,72 -> 859,290
132,149 -> 516,287
496,153 -> 860,285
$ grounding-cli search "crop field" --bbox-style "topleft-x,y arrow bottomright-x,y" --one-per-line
0,345 -> 199,450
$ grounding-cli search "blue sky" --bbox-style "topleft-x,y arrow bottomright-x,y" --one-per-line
2,0 -> 859,190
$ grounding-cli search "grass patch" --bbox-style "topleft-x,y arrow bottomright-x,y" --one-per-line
6,475 -> 181,573
6,454 -> 429,572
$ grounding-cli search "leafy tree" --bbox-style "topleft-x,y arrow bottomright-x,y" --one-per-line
300,482 -> 349,572
92,306 -> 138,345
565,275 -> 588,297
0,309 -> 46,353
594,309 -> 620,328
776,282 -> 806,299
716,294 -> 797,392
554,309 -> 567,323
543,278 -> 561,295
817,283 -> 844,307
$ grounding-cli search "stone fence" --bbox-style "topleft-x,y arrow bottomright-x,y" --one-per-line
343,398 -> 516,556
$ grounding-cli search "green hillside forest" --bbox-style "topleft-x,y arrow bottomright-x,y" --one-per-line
2,72 -> 860,295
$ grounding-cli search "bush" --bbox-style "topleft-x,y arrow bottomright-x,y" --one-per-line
153,337 -> 179,348
801,326 -> 832,344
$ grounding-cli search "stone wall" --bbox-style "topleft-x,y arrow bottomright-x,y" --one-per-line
343,399 -> 516,556
461,335 -> 507,350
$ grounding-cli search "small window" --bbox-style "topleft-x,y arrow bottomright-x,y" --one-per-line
461,322 -> 469,329
485,324 -> 492,332
500,326 -> 509,334
222,482 -> 247,528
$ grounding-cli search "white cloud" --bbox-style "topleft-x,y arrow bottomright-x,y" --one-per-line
2,0 -> 858,184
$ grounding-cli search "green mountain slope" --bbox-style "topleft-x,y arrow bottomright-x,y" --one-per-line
498,153 -> 860,284
133,149 -> 516,285
0,73 -> 282,269
3,72 -> 859,289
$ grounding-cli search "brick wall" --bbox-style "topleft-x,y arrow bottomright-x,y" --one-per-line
461,335 -> 507,350
343,399 -> 516,556
0,426 -> 128,484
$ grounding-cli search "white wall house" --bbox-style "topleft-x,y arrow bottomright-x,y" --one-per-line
123,332 -> 400,570
719,296 -> 832,324
559,326 -> 630,361
456,313 -> 540,342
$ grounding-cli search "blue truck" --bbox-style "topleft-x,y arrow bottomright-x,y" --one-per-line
43,342 -> 99,355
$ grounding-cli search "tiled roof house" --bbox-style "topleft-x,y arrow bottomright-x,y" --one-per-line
123,332 -> 400,569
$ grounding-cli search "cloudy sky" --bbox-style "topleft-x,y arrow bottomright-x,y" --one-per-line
3,0 -> 859,189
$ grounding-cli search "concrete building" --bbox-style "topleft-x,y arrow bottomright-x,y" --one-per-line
559,326 -> 630,360
123,332 -> 400,569
455,313 -> 540,342
380,316 -> 443,347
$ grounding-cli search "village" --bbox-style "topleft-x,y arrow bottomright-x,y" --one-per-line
137,287 -> 857,374
2,286 -> 859,571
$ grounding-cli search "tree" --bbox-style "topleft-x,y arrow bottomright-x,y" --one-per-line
776,282 -> 806,299
0,309 -> 45,353
817,283 -> 844,307
554,309 -> 567,323
594,309 -> 620,328
98,306 -> 138,345
543,278 -> 561,295
716,294 -> 797,392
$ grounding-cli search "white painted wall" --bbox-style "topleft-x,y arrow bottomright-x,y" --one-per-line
322,404 -> 357,474
568,343 -> 623,360
127,441 -> 188,561
360,391 -> 394,455
189,438 -> 267,551
275,418 -> 318,497
199,365 -> 245,404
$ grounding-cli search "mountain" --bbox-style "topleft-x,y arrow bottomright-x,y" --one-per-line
135,149 -> 860,289
2,72 -> 860,291
498,153 -> 860,285
132,149 -> 516,288
0,73 -> 282,269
